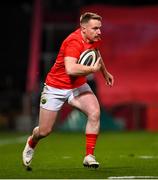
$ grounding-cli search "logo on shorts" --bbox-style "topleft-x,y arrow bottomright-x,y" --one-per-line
41,98 -> 47,104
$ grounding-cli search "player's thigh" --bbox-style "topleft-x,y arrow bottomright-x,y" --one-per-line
39,84 -> 67,132
38,107 -> 59,132
69,92 -> 100,116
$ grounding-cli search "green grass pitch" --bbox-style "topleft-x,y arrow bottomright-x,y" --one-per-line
0,131 -> 158,179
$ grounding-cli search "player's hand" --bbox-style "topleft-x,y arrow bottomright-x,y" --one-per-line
91,57 -> 101,72
105,72 -> 114,87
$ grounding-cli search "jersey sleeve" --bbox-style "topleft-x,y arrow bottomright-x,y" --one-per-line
64,40 -> 83,59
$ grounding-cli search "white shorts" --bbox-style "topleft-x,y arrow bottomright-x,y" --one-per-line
40,83 -> 92,111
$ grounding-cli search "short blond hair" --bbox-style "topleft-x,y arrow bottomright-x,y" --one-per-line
80,12 -> 102,24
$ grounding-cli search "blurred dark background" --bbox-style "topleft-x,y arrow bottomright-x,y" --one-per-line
0,0 -> 158,131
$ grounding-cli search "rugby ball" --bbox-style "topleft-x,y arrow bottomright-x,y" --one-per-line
78,49 -> 98,66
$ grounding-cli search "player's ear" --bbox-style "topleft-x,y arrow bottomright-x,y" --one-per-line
81,24 -> 86,33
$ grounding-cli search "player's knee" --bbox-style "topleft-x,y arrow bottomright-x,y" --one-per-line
88,109 -> 100,126
89,109 -> 100,122
88,110 -> 100,132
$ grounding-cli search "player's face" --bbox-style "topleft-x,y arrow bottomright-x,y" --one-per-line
82,19 -> 102,43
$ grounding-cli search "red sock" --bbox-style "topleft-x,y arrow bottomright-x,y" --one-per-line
28,137 -> 38,149
86,134 -> 98,156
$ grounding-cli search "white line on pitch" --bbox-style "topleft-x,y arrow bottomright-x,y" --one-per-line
62,156 -> 72,159
108,176 -> 158,179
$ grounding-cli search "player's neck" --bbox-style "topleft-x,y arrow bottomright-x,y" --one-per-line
81,31 -> 93,44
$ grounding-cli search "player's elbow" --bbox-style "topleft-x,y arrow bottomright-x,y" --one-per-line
65,66 -> 75,76
64,57 -> 78,76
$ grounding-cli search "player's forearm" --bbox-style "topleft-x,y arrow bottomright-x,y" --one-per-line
66,63 -> 95,76
97,50 -> 109,78
100,58 -> 109,78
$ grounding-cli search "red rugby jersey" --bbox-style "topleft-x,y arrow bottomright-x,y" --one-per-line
45,28 -> 101,89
